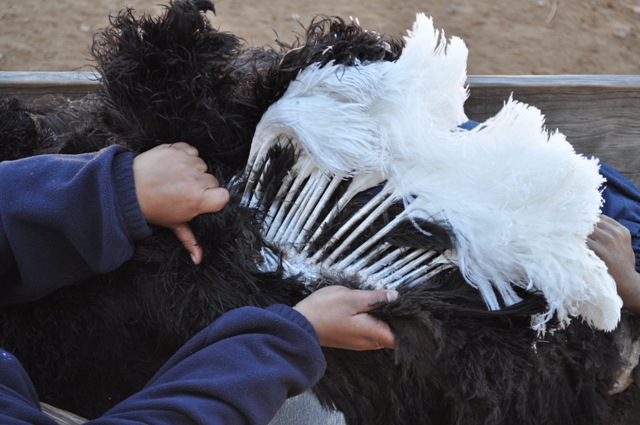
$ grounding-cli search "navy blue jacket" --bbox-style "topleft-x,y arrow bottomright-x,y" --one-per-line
0,145 -> 151,304
599,162 -> 640,271
0,146 -> 326,424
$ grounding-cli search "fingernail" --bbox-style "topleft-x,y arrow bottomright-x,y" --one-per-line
386,291 -> 398,302
190,254 -> 196,264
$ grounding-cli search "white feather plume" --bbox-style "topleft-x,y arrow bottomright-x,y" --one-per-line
250,61 -> 393,178
248,13 -> 622,331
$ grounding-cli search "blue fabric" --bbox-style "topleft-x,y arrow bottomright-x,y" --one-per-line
0,349 -> 56,425
0,145 -> 151,304
0,305 -> 325,425
599,162 -> 640,272
0,146 -> 325,424
457,120 -> 481,131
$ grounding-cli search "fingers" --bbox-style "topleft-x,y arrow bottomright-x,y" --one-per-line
170,142 -> 199,157
352,313 -> 396,349
171,223 -> 203,265
587,224 -> 604,253
594,214 -> 626,234
163,142 -> 207,172
377,326 -> 396,349
587,215 -> 638,299
294,286 -> 398,351
179,147 -> 208,173
192,158 -> 209,173
598,214 -> 616,225
350,290 -> 397,349
589,214 -> 631,247
134,143 -> 233,265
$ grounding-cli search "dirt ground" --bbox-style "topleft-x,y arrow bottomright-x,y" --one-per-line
1,0 -> 640,75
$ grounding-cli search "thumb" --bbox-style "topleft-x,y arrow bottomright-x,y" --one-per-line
172,223 -> 203,265
199,187 -> 230,214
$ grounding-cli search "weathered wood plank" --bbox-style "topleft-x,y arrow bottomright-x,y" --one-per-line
40,403 -> 87,425
0,72 -> 98,100
467,75 -> 640,88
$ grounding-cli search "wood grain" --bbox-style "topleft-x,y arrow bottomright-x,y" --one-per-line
0,72 -> 98,100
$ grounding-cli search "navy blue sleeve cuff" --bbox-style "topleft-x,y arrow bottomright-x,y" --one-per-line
266,304 -> 320,345
111,148 -> 152,241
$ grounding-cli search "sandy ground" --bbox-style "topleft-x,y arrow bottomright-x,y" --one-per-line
1,0 -> 640,75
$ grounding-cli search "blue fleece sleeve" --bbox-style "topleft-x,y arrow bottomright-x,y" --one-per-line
87,304 -> 326,425
0,305 -> 325,425
0,348 -> 57,425
0,145 -> 151,304
599,162 -> 640,272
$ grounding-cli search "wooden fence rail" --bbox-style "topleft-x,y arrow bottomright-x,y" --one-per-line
2,72 -> 639,184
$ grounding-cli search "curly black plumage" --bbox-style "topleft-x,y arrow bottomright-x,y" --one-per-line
91,0 -> 256,180
0,97 -> 47,160
249,15 -> 404,111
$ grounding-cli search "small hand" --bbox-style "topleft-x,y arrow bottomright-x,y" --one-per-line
133,143 -> 230,264
294,286 -> 398,351
587,214 -> 640,313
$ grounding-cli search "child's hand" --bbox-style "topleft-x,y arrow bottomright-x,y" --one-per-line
133,143 -> 230,264
294,286 -> 397,351
587,214 -> 640,313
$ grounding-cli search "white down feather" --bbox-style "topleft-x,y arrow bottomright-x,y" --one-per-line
250,61 -> 393,178
249,13 -> 622,331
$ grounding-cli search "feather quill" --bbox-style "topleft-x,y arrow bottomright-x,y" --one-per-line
245,13 -> 622,331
